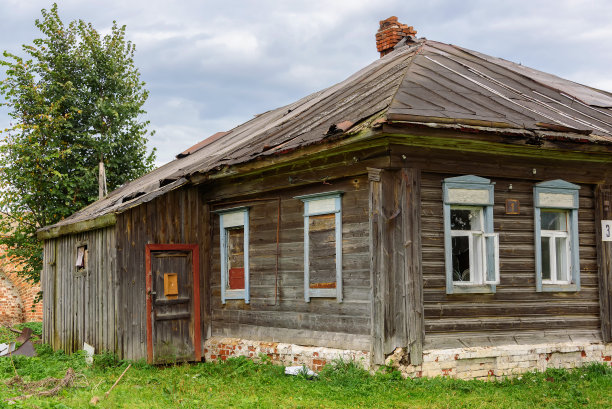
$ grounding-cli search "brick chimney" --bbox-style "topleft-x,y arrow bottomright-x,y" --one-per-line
376,16 -> 417,58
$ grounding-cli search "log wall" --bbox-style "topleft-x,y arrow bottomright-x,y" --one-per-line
209,176 -> 372,350
420,172 -> 601,348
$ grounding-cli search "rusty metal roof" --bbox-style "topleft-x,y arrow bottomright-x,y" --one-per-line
40,38 -> 612,234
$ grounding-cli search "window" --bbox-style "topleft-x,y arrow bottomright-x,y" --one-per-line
216,207 -> 250,303
295,191 -> 343,302
443,176 -> 499,294
75,243 -> 88,274
534,180 -> 580,292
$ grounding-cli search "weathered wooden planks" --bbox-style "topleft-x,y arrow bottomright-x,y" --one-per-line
115,186 -> 207,360
595,185 -> 612,342
208,176 -> 371,350
369,168 -> 424,365
420,171 -> 602,348
41,227 -> 117,355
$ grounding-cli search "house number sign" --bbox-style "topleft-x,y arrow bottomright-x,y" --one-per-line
603,220 -> 612,242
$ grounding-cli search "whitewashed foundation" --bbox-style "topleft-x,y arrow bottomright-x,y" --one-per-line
386,342 -> 612,380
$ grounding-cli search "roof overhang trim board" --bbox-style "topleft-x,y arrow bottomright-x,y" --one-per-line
383,129 -> 612,164
37,213 -> 116,240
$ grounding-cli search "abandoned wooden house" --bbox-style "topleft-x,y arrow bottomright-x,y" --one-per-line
38,17 -> 612,378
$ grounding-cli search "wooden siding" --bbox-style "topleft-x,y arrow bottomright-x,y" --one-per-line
420,172 -> 601,348
116,186 -> 207,361
42,226 -> 117,354
369,168 -> 424,365
209,176 -> 371,350
595,185 -> 612,342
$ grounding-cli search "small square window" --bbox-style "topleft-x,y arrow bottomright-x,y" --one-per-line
76,244 -> 88,272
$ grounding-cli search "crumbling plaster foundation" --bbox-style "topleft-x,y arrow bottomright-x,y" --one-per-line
204,337 -> 612,380
203,337 -> 371,371
386,341 -> 612,380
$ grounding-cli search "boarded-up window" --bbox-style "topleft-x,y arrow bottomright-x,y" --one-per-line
296,191 -> 343,302
308,214 -> 336,289
216,207 -> 250,303
227,227 -> 245,290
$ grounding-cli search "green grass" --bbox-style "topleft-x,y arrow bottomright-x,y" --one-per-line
0,326 -> 611,408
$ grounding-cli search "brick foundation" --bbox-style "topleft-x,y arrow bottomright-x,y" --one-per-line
0,247 -> 42,325
203,337 -> 370,371
386,342 -> 612,380
204,337 -> 611,379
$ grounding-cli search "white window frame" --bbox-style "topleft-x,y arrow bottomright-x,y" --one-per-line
215,206 -> 250,303
450,206 -> 499,286
295,191 -> 343,302
540,210 -> 571,285
443,176 -> 499,294
534,180 -> 580,292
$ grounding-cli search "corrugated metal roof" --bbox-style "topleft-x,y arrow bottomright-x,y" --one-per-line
40,38 -> 612,233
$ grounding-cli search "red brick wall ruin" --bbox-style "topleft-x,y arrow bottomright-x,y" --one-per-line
0,248 -> 42,326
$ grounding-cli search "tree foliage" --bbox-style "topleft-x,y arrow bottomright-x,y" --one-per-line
0,4 -> 156,283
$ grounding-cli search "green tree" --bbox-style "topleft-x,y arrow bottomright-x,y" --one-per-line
0,4 -> 156,284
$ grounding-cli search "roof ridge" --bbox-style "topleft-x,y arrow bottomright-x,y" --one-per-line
381,40 -> 427,120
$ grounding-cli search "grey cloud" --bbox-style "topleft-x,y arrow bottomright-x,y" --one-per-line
1,0 -> 611,165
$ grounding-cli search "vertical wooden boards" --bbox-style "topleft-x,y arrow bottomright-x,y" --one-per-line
40,227 -> 117,355
150,251 -> 195,363
402,168 -> 424,365
308,214 -> 337,287
369,168 -> 384,365
115,186 -> 207,361
369,167 -> 424,365
42,239 -> 56,347
595,185 -> 612,342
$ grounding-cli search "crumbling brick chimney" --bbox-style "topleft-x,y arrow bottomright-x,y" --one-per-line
376,16 -> 417,58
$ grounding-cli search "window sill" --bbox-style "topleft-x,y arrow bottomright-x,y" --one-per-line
450,284 -> 496,294
224,289 -> 247,302
540,283 -> 579,292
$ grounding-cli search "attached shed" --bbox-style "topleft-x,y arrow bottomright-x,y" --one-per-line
39,17 -> 612,377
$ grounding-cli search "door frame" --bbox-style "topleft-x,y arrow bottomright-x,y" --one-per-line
145,243 -> 201,364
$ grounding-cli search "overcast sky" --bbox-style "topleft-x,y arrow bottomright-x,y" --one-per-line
1,0 -> 611,166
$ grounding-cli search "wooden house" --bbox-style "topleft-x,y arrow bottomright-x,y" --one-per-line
38,17 -> 612,378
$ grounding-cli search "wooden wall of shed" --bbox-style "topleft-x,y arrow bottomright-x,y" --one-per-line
41,226 -> 117,354
420,172 -> 601,348
209,176 -> 372,350
115,186 -> 207,361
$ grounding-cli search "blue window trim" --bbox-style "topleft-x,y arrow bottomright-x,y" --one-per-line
295,191 -> 343,302
214,206 -> 250,304
533,180 -> 580,293
443,175 -> 497,294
